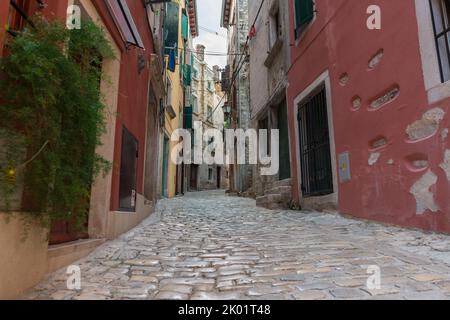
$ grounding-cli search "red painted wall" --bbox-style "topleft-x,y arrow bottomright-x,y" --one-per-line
0,0 -> 156,212
287,0 -> 450,232
90,0 -> 155,211
0,0 -> 10,52
41,0 -> 69,21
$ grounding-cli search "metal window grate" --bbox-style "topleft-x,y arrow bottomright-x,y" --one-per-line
430,0 -> 450,82
297,86 -> 333,197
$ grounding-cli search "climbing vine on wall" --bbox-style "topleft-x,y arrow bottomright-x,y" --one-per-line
0,16 -> 114,231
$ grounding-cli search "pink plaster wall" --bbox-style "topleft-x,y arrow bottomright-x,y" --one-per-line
287,0 -> 450,232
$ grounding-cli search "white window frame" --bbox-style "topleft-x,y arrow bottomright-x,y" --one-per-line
292,70 -> 338,208
415,0 -> 450,104
269,2 -> 282,50
192,94 -> 198,113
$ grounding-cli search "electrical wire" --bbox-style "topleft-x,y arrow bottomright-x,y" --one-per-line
165,46 -> 245,56
198,25 -> 227,38
205,0 -> 266,123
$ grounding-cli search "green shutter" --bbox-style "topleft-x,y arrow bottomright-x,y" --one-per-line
164,3 -> 180,56
184,106 -> 193,129
182,13 -> 189,40
294,0 -> 314,38
183,64 -> 192,86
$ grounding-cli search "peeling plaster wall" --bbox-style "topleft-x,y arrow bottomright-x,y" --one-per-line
406,108 -> 445,141
287,0 -> 450,233
440,150 -> 450,181
410,170 -> 439,215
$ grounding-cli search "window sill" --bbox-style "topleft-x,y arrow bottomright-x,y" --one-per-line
264,38 -> 283,68
427,80 -> 450,104
166,104 -> 177,119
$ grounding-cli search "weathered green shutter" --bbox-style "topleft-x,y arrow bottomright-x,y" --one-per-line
182,13 -> 189,40
164,2 -> 180,56
183,64 -> 192,86
294,0 -> 314,38
184,106 -> 193,129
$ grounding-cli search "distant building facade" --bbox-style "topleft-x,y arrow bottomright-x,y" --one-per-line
159,0 -> 198,198
221,0 -> 253,195
0,0 -> 164,299
248,0 -> 292,209
190,45 -> 226,191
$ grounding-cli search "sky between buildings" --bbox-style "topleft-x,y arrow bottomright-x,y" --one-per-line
193,0 -> 228,68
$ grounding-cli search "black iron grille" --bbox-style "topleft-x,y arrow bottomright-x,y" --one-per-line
430,0 -> 450,82
297,86 -> 333,197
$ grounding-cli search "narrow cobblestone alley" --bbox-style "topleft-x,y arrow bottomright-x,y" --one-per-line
24,191 -> 450,300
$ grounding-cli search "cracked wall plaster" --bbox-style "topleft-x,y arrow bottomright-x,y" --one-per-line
410,170 -> 439,215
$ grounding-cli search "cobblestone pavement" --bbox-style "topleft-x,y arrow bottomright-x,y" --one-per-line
24,190 -> 450,300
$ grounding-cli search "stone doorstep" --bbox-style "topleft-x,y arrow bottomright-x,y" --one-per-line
264,186 -> 292,196
256,197 -> 287,207
264,178 -> 293,191
265,202 -> 290,210
256,188 -> 292,210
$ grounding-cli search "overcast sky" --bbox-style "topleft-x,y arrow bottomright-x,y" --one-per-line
193,0 -> 228,68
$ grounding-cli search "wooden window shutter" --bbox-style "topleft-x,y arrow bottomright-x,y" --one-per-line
294,0 -> 314,39
105,0 -> 144,49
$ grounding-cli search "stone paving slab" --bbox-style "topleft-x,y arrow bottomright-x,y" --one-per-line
23,190 -> 450,300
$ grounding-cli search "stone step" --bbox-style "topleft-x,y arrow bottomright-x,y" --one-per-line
256,198 -> 290,210
256,193 -> 286,206
265,185 -> 292,196
272,178 -> 292,188
266,202 -> 290,210
257,178 -> 293,211
264,178 -> 292,192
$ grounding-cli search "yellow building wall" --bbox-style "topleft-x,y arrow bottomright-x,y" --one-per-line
164,0 -> 186,199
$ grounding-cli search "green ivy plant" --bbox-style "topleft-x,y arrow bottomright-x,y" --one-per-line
0,16 -> 114,234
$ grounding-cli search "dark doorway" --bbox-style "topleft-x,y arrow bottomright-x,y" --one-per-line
217,167 -> 221,189
119,127 -> 138,211
162,135 -> 170,197
190,164 -> 198,190
277,98 -> 291,180
297,86 -> 333,197
175,165 -> 179,195
176,164 -> 182,195
259,116 -> 270,153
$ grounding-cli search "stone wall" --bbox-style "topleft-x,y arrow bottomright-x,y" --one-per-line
248,0 -> 291,198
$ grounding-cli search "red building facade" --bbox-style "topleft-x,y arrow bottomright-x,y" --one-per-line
287,0 -> 450,233
0,0 -> 165,298
0,0 -> 161,242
